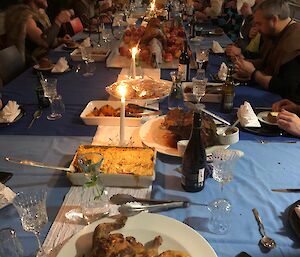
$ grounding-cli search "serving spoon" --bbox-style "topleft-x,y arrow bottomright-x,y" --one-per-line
252,208 -> 276,249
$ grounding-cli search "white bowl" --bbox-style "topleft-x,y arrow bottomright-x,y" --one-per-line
217,127 -> 239,145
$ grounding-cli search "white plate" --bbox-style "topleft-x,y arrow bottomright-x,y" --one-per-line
139,116 -> 229,157
57,212 -> 218,257
33,64 -> 54,71
257,111 -> 278,126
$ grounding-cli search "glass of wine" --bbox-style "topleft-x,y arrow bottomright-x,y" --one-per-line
101,23 -> 111,43
81,47 -> 95,77
13,188 -> 48,256
41,78 -> 62,120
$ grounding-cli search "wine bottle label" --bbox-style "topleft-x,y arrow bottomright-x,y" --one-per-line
198,168 -> 205,183
178,64 -> 188,81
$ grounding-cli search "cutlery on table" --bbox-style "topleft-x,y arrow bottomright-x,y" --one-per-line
118,200 -> 207,216
28,109 -> 42,128
5,157 -> 72,172
271,188 -> 300,193
258,140 -> 297,144
127,103 -> 160,113
110,193 -> 207,207
252,208 -> 276,249
198,106 -> 231,126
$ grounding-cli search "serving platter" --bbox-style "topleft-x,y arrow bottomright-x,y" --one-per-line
57,212 -> 218,257
139,116 -> 229,157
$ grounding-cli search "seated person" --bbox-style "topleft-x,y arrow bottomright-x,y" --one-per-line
5,0 -> 72,64
234,0 -> 300,102
72,0 -> 112,27
272,99 -> 300,137
194,0 -> 224,20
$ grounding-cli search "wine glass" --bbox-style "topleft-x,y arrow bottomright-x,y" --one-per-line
112,16 -> 124,40
196,48 -> 209,70
41,78 -> 62,120
168,70 -> 184,110
13,189 -> 48,255
192,69 -> 207,107
81,47 -> 95,77
101,23 -> 111,43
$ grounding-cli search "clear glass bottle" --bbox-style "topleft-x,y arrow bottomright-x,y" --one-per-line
192,69 -> 208,104
168,71 -> 184,110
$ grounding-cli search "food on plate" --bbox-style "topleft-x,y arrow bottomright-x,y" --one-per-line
161,108 -> 217,148
38,57 -> 53,68
86,104 -> 143,117
72,145 -> 155,176
106,79 -> 171,100
88,216 -> 191,257
267,111 -> 278,123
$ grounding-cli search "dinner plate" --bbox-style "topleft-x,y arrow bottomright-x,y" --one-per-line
257,111 -> 278,126
56,212 -> 218,257
0,106 -> 25,125
288,200 -> 300,238
139,116 -> 229,157
33,64 -> 55,71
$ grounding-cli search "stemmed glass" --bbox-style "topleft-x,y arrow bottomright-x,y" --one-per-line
101,23 -> 111,43
81,47 -> 95,77
112,16 -> 124,40
42,78 -> 62,120
208,149 -> 244,234
13,189 -> 48,255
196,48 -> 209,70
168,70 -> 184,110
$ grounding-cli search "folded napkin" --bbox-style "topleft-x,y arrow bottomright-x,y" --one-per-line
218,62 -> 228,81
212,40 -> 225,53
0,100 -> 21,123
81,37 -> 91,48
0,182 -> 16,209
52,57 -> 69,73
295,205 -> 300,219
149,38 -> 163,65
237,101 -> 261,127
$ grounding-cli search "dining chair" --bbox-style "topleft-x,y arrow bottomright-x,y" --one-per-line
0,45 -> 25,86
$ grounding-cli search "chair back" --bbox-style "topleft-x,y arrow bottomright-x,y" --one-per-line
0,45 -> 25,86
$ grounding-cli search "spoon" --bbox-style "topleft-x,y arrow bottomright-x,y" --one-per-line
28,109 -> 42,128
258,140 -> 296,144
252,208 -> 276,249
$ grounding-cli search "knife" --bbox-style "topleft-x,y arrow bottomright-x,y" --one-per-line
271,188 -> 300,192
127,103 -> 160,112
199,107 -> 231,126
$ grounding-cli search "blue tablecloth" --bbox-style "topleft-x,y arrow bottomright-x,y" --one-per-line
1,31 -> 300,257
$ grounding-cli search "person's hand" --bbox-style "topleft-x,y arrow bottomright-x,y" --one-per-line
234,58 -> 255,77
249,26 -> 258,39
272,99 -> 300,114
277,110 -> 300,137
226,44 -> 242,57
55,10 -> 72,26
240,3 -> 252,17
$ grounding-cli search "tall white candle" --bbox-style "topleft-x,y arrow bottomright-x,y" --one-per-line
131,46 -> 138,79
119,83 -> 126,146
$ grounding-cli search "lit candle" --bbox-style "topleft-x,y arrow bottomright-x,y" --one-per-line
118,83 -> 126,146
150,0 -> 155,12
131,46 -> 138,79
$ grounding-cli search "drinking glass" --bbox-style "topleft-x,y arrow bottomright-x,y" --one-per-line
13,189 -> 48,255
41,78 -> 61,120
81,47 -> 95,77
112,17 -> 124,40
51,95 -> 65,118
208,199 -> 232,235
78,153 -> 110,224
192,69 -> 207,107
101,23 -> 110,43
196,48 -> 209,70
0,228 -> 24,257
168,70 -> 184,110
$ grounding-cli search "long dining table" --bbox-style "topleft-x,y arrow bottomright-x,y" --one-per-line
0,24 -> 300,257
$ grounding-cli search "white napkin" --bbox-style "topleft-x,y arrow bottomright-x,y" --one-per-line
0,100 -> 21,123
81,37 -> 91,48
0,182 -> 16,209
295,205 -> 300,220
218,62 -> 228,81
149,38 -> 163,65
212,40 -> 225,53
237,101 -> 261,127
237,0 -> 255,14
52,57 -> 69,73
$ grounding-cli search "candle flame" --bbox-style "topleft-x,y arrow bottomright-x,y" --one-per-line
131,46 -> 139,59
118,83 -> 127,99
150,0 -> 156,11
